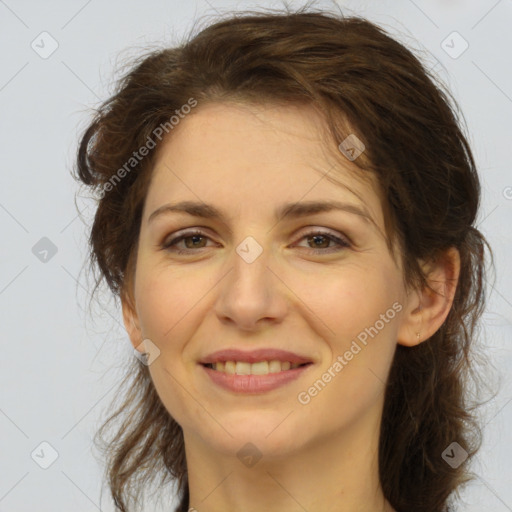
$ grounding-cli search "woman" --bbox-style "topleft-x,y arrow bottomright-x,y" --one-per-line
74,6 -> 490,512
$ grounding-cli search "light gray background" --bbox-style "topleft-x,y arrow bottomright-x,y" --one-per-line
1,0 -> 511,510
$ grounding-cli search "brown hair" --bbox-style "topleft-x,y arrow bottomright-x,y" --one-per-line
74,4 -> 491,511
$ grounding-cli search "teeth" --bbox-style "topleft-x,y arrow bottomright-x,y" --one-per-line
210,360 -> 303,375
235,361 -> 251,375
251,361 -> 269,375
269,360 -> 282,373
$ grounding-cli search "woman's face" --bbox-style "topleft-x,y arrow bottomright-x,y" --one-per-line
123,101 -> 415,460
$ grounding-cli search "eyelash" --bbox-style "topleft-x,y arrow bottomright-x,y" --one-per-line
161,229 -> 351,255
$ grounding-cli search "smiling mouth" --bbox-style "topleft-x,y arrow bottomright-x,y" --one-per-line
202,361 -> 312,375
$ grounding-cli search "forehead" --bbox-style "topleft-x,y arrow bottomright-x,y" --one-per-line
144,101 -> 384,228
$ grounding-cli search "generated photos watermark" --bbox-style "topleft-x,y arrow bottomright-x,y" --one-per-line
97,97 -> 198,198
297,301 -> 403,405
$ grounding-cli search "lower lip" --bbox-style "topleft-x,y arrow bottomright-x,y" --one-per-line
201,364 -> 312,393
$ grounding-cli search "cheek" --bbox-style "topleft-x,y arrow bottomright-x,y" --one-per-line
309,267 -> 402,405
134,268 -> 208,427
315,264 -> 403,342
299,283 -> 400,431
134,264 -> 204,344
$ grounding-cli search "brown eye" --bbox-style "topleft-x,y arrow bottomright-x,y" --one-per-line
307,234 -> 331,249
295,230 -> 351,254
161,230 -> 214,254
182,235 -> 207,249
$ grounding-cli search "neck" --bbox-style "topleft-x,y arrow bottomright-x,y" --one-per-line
183,411 -> 394,512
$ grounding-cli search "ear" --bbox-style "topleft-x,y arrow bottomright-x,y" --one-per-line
121,289 -> 144,353
397,247 -> 460,347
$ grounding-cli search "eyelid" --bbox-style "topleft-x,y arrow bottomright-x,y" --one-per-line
161,227 -> 217,248
292,226 -> 352,245
160,226 -> 352,254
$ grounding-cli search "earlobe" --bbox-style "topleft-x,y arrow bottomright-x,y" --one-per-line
397,247 -> 460,347
121,291 -> 143,351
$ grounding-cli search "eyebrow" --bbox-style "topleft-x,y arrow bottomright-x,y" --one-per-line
147,199 -> 375,228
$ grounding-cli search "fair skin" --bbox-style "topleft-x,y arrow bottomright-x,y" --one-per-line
122,102 -> 460,512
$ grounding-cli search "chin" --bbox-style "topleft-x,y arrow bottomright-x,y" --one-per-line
191,409 -> 307,459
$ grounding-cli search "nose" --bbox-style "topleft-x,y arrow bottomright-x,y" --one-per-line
213,241 -> 289,332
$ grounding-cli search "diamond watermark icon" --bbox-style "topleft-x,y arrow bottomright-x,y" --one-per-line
31,441 -> 59,469
237,442 -> 262,468
236,236 -> 263,264
32,237 -> 58,263
441,31 -> 469,59
338,134 -> 365,161
134,338 -> 161,365
31,32 -> 59,59
442,441 -> 468,468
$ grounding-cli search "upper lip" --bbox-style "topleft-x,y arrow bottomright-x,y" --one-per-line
199,348 -> 313,365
